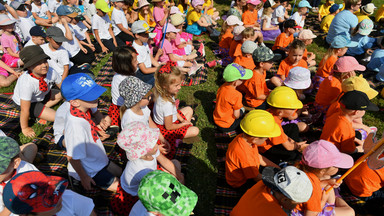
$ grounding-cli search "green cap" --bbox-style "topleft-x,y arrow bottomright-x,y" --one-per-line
0,137 -> 20,174
252,46 -> 281,63
223,63 -> 253,82
138,170 -> 198,216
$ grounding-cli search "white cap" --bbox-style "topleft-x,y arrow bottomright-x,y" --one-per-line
170,6 -> 183,15
225,15 -> 243,26
241,40 -> 258,54
233,25 -> 245,41
283,67 -> 311,90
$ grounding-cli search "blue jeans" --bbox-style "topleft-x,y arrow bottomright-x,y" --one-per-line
135,69 -> 155,87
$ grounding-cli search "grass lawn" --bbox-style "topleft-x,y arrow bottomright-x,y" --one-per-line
1,0 -> 384,215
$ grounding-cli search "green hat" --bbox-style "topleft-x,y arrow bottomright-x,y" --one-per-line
138,170 -> 198,216
252,46 -> 281,63
223,63 -> 253,82
0,137 -> 20,174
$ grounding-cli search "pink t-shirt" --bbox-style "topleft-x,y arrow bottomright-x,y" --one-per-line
159,39 -> 173,62
153,7 -> 165,29
1,33 -> 20,54
172,33 -> 185,56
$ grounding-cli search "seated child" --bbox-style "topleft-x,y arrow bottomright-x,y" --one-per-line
0,15 -> 23,72
271,39 -> 308,87
111,122 -> 184,214
367,38 -> 384,72
298,29 -> 317,68
347,19 -> 377,59
233,40 -> 258,70
171,14 -> 195,57
12,46 -> 62,137
271,0 -> 290,27
152,0 -> 170,45
318,0 -> 334,21
320,3 -> 342,33
218,15 -> 243,66
138,0 -> 156,28
111,0 -> 134,45
272,19 -> 297,58
24,25 -> 46,47
242,0 -> 261,30
31,0 -> 53,27
283,66 -> 311,101
261,6 -> 281,41
226,110 -> 280,193
92,0 -> 118,52
355,3 -> 376,23
289,0 -> 312,28
61,73 -> 122,192
213,63 -> 252,133
231,166 -> 312,215
186,0 -> 220,37
7,1 -> 36,43
71,14 -> 97,55
229,25 -> 245,58
203,0 -> 220,21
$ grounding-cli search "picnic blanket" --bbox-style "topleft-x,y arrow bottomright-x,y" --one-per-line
94,55 -> 115,87
0,93 -> 20,139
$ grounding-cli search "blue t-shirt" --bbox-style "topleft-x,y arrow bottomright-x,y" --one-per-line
367,49 -> 384,72
346,34 -> 377,56
326,10 -> 358,44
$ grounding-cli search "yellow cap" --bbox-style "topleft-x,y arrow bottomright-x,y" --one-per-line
342,75 -> 378,99
267,86 -> 303,109
95,0 -> 112,13
240,110 -> 281,137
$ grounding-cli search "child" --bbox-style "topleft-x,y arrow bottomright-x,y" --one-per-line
290,0 -> 311,28
203,0 -> 220,21
272,19 -> 298,58
229,25 -> 245,58
347,19 -> 377,59
153,62 -> 199,151
111,122 -> 184,214
186,0 -> 220,37
294,140 -> 355,216
271,0 -> 290,26
283,67 -> 311,100
7,1 -> 36,43
320,3 -> 342,33
218,15 -> 243,65
130,170 -> 197,216
0,15 -> 23,72
111,0 -> 134,45
320,90 -> 379,154
12,46 -> 62,137
367,38 -> 384,72
233,40 -> 258,70
231,166 -> 313,215
242,0 -> 261,29
152,0 -> 170,45
318,0 -> 334,21
271,39 -> 308,87
31,0 -> 53,27
261,6 -> 281,41
138,0 -> 155,28
298,29 -> 317,68
61,73 -> 122,192
355,3 -> 376,23
226,110 -> 280,193
171,14 -> 194,57
71,14 -> 96,55
213,63 -> 252,133
24,25 -> 46,47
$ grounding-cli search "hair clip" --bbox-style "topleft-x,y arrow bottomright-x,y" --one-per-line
159,61 -> 177,74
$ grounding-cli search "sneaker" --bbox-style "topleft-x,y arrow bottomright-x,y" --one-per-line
78,63 -> 91,70
206,60 -> 217,68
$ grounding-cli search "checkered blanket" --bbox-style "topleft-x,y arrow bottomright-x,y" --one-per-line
0,93 -> 20,139
94,55 -> 115,87
182,66 -> 208,86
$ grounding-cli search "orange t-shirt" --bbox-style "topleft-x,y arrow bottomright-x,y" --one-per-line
316,55 -> 338,78
295,172 -> 322,213
229,40 -> 242,58
219,29 -> 233,49
243,69 -> 269,108
345,161 -> 384,197
272,32 -> 294,50
231,181 -> 288,216
277,58 -> 308,78
242,10 -> 258,26
225,134 -> 262,188
233,55 -> 256,70
315,76 -> 342,106
320,112 -> 356,154
213,83 -> 244,128
326,97 -> 343,119
259,114 -> 288,153
303,48 -> 308,61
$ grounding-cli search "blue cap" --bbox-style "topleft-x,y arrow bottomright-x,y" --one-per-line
61,73 -> 106,101
56,5 -> 78,17
0,3 -> 5,11
298,0 -> 312,9
329,4 -> 340,13
330,33 -> 358,48
29,26 -> 46,37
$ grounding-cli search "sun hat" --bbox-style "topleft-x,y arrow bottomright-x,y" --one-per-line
223,63 -> 253,82
247,0 -> 261,6
3,171 -> 68,214
116,122 -> 160,160
357,19 -> 374,36
342,74 -> 378,99
302,140 -> 354,169
298,0 -> 312,9
46,26 -> 68,42
119,76 -> 152,108
164,23 -> 180,33
252,46 -> 281,62
298,29 -> 317,40
330,33 -> 358,48
0,14 -> 16,26
29,26 -> 46,37
20,45 -> 50,70
170,6 -> 183,15
233,25 -> 245,41
225,15 -> 243,26
170,14 -> 184,26
138,0 -> 150,8
361,3 -> 376,15
0,137 -> 20,174
376,64 -> 384,82
241,40 -> 258,54
131,20 -> 154,34
240,110 -> 281,137
267,86 -> 303,109
340,90 -> 379,111
95,0 -> 112,13
61,73 -> 106,101
138,170 -> 197,216
191,0 -> 204,8
56,5 -> 78,17
334,56 -> 366,73
262,166 -> 313,203
283,67 -> 311,90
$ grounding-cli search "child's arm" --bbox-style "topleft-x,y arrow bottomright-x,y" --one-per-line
5,47 -> 19,58
157,153 -> 184,183
281,138 -> 307,151
116,23 -> 134,37
149,116 -> 170,154
20,99 -> 35,137
262,19 -> 279,31
5,4 -> 19,19
138,63 -> 158,74
108,27 -> 118,47
46,9 -> 52,22
62,65 -> 69,81
0,60 -> 19,77
151,48 -> 163,65
233,109 -> 241,119
168,53 -> 196,62
0,207 -> 12,216
60,17 -> 73,40
259,155 -> 280,168
158,7 -> 170,27
164,115 -> 191,130
93,29 -> 108,53
68,157 -> 96,190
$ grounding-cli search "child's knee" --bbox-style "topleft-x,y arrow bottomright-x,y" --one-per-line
188,126 -> 199,136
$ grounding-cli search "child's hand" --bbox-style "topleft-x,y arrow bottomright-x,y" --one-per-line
181,119 -> 192,126
99,116 -> 111,131
322,178 -> 342,189
60,16 -> 68,25
156,48 -> 163,56
87,43 -> 96,51
22,127 -> 35,138
81,46 -> 88,54
101,45 -> 109,53
159,139 -> 171,155
96,127 -> 110,141
80,175 -> 96,190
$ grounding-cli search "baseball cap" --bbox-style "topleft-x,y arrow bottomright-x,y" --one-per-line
56,5 -> 78,17
131,20 -> 154,34
329,3 -> 340,13
46,26 -> 68,42
357,19 -> 374,36
233,25 -> 245,41
262,166 -> 313,203
117,122 -> 160,160
164,23 -> 180,33
330,33 -> 358,48
61,73 -> 106,101
20,45 -> 50,70
10,1 -> 23,10
298,29 -> 317,40
302,140 -> 354,169
225,15 -> 243,26
247,0 -> 261,6
252,46 -> 281,62
170,14 -> 184,26
298,0 -> 312,8
95,0 -> 112,13
0,137 -> 20,174
342,75 -> 378,99
0,14 -> 16,26
361,3 -> 376,15
283,67 -> 311,90
241,40 -> 258,54
377,64 -> 384,82
3,171 -> 68,214
119,76 -> 152,108
340,90 -> 379,111
334,56 -> 365,73
138,0 -> 150,8
191,0 -> 204,7
223,63 -> 253,82
138,170 -> 198,216
29,26 -> 46,37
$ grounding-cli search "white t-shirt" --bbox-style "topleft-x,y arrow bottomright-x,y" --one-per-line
31,3 -> 49,18
290,12 -> 304,28
153,96 -> 177,125
12,69 -> 61,105
9,14 -> 35,43
111,73 -> 128,106
73,22 -> 88,41
47,0 -> 62,13
55,23 -> 81,57
133,41 -> 152,68
129,201 -> 156,216
56,190 -> 95,216
120,149 -> 160,196
65,113 -> 109,180
272,5 -> 285,25
24,39 -> 39,47
111,7 -> 128,36
92,14 -> 112,40
121,106 -> 151,129
41,43 -> 73,76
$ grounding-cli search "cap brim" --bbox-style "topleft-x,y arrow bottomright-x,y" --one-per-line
355,64 -> 366,71
240,69 -> 254,80
270,53 -> 282,62
0,158 -> 12,174
284,79 -> 311,90
262,167 -> 280,191
23,53 -> 51,70
333,152 -> 354,169
51,36 -> 69,43
367,101 -> 379,111
346,41 -> 359,48
366,88 -> 379,100
77,84 -> 107,101
67,12 -> 78,18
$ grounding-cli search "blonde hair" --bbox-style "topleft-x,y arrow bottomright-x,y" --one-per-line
263,7 -> 273,17
219,22 -> 230,40
154,66 -> 184,104
318,48 -> 339,69
242,27 -> 255,39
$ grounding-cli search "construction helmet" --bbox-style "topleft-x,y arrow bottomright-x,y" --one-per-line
267,86 -> 303,109
240,110 -> 281,137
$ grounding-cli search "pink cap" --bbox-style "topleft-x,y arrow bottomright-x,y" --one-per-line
302,140 -> 354,169
164,23 -> 180,33
334,56 -> 366,73
246,0 -> 261,5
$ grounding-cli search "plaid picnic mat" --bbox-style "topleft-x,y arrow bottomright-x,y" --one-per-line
0,93 -> 20,139
182,65 -> 208,86
94,55 -> 115,87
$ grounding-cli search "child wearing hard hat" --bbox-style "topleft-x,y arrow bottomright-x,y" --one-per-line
225,110 -> 281,195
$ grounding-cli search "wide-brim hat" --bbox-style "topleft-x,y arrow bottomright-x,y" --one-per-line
119,76 -> 152,108
283,67 -> 311,90
138,0 -> 150,8
0,14 -> 16,26
20,45 -> 50,70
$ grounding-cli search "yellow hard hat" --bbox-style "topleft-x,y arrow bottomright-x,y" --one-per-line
267,86 -> 303,109
240,110 -> 281,137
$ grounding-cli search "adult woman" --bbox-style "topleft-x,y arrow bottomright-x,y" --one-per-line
228,0 -> 247,20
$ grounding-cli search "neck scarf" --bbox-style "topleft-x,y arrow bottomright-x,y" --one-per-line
29,71 -> 48,92
70,105 -> 99,142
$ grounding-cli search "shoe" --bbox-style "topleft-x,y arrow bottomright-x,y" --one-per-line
37,118 -> 47,125
206,60 -> 217,68
78,63 -> 91,70
210,29 -> 220,37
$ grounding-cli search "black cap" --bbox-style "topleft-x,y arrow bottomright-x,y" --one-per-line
340,90 -> 379,111
29,26 -> 46,37
284,19 -> 299,29
20,45 -> 50,70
